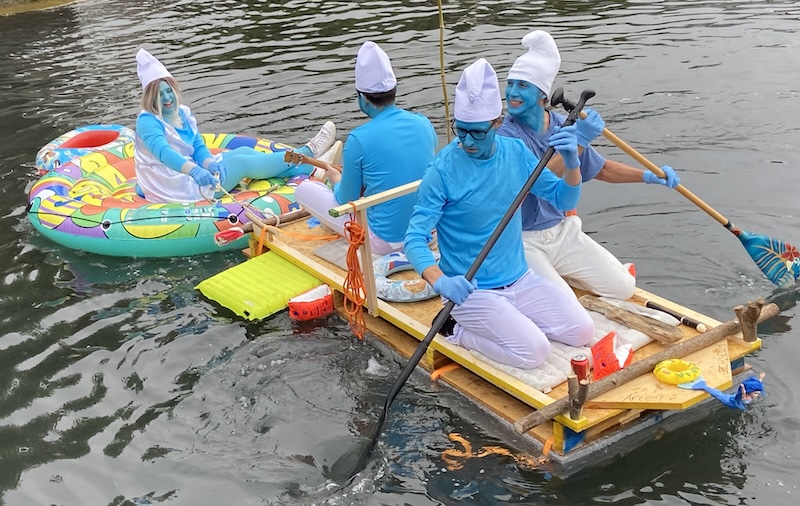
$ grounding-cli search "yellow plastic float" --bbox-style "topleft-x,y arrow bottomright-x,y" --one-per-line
653,359 -> 701,385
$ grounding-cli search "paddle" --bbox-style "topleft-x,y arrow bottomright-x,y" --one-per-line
551,89 -> 800,288
348,89 -> 596,478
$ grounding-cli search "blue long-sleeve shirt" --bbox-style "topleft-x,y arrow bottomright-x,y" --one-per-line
497,111 -> 605,231
404,136 -> 581,289
136,108 -> 213,171
334,106 -> 437,243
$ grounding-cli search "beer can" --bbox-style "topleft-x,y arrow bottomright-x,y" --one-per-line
571,353 -> 590,381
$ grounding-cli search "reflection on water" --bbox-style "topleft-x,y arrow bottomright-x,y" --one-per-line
1,0 -> 799,504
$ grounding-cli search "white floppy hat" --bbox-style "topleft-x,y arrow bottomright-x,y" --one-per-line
454,58 -> 503,122
355,41 -> 397,93
136,48 -> 173,90
507,30 -> 561,97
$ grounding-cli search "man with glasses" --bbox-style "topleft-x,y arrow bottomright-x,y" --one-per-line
498,30 -> 681,300
295,41 -> 437,254
403,58 -> 593,370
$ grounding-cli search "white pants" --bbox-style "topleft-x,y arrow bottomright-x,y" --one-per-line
294,180 -> 402,255
522,216 -> 636,300
449,270 -> 594,370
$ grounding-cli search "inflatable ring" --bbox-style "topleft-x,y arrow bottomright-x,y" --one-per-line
373,251 -> 438,303
653,359 -> 701,385
35,124 -> 135,174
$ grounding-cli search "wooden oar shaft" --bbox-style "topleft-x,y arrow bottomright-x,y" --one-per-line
513,301 -> 778,434
600,127 -> 728,226
578,110 -> 729,227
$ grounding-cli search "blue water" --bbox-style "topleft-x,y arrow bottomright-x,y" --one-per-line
1,0 -> 799,504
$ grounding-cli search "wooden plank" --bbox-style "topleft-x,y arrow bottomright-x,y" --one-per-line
329,180 -> 421,217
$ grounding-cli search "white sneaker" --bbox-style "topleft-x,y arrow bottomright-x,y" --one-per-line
311,140 -> 343,181
305,121 -> 336,158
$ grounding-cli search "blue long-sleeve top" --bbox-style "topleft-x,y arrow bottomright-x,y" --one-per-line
136,108 -> 213,171
404,136 -> 581,289
333,106 -> 437,243
497,111 -> 605,231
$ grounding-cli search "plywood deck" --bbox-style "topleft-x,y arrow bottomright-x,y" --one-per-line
251,218 -> 761,454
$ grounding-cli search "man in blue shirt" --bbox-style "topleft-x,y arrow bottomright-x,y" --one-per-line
497,31 -> 681,300
404,58 -> 593,370
295,41 -> 437,255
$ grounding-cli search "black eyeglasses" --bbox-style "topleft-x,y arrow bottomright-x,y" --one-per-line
451,120 -> 491,141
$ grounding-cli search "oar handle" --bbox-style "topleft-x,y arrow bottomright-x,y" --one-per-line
577,110 -> 730,227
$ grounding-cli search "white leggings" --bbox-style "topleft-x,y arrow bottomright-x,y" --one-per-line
523,216 -> 636,300
449,270 -> 594,370
294,180 -> 402,255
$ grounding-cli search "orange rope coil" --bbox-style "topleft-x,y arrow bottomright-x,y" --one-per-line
342,206 -> 367,339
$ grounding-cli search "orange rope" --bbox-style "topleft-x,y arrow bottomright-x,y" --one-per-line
256,222 -> 268,256
442,433 -> 548,471
342,206 -> 366,339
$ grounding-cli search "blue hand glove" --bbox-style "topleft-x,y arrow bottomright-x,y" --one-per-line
189,166 -> 216,187
643,165 -> 680,188
207,161 -> 227,185
575,108 -> 605,147
433,275 -> 478,305
549,124 -> 580,169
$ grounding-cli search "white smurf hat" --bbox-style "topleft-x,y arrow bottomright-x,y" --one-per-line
454,58 -> 503,122
507,30 -> 561,97
355,41 -> 397,93
136,48 -> 173,90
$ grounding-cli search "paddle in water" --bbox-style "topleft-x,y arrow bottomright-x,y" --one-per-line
551,89 -> 800,288
347,89 -> 597,479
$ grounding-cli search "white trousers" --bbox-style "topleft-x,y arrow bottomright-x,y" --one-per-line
449,270 -> 594,370
522,216 -> 636,300
294,180 -> 402,255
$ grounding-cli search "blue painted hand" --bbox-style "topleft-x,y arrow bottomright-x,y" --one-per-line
190,166 -> 216,187
643,165 -> 680,188
207,161 -> 227,185
575,108 -> 605,147
433,275 -> 478,305
549,125 -> 580,169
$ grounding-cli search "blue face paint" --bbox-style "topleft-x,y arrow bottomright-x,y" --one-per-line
357,92 -> 378,118
454,120 -> 496,160
506,79 -> 545,132
159,81 -> 177,117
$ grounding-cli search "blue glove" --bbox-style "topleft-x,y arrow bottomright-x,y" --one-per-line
189,166 -> 216,187
575,108 -> 605,147
643,165 -> 680,188
207,161 -> 226,185
433,275 -> 478,305
549,124 -> 580,169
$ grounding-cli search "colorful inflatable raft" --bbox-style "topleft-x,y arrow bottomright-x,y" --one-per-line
27,133 -> 304,258
35,124 -> 136,174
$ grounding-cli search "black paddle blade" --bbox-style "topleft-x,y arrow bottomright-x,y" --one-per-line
738,229 -> 800,287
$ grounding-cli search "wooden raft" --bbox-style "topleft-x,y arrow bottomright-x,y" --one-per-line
250,183 -> 763,456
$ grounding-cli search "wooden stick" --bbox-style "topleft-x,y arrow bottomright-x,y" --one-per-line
579,295 -> 684,344
513,301 -> 779,434
567,375 -> 590,420
734,298 -> 764,342
244,208 -> 310,230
